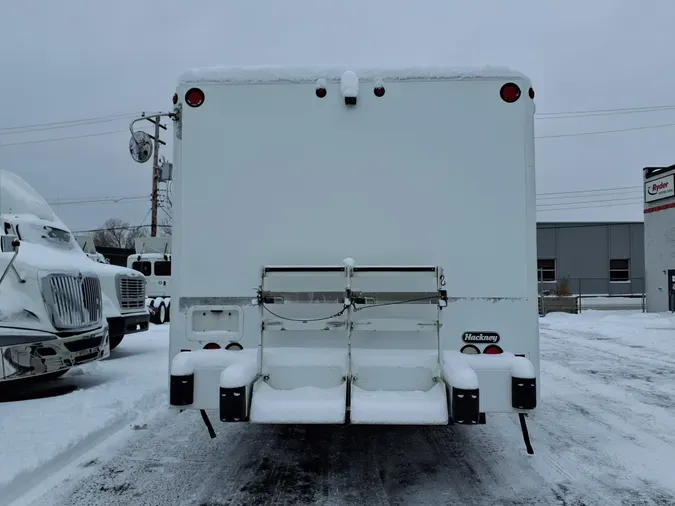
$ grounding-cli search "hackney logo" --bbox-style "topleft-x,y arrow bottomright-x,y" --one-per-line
462,331 -> 500,344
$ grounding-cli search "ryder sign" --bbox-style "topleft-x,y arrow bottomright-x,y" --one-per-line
645,174 -> 675,203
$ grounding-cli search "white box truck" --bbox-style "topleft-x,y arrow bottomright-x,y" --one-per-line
0,171 -> 149,351
130,64 -> 539,453
0,173 -> 110,383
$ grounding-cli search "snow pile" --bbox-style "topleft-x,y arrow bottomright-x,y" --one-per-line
350,382 -> 448,424
220,357 -> 258,388
171,348 -> 256,376
340,71 -> 359,98
0,325 -> 170,498
249,382 -> 346,423
178,64 -> 530,86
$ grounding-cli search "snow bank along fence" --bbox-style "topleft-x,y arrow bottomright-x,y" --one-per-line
538,277 -> 646,315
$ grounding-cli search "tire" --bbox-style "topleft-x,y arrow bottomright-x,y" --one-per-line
165,301 -> 171,323
110,334 -> 124,350
158,302 -> 167,325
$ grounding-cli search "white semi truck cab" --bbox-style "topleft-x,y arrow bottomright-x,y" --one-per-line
127,237 -> 171,325
130,64 -> 540,454
0,171 -> 149,351
0,181 -> 109,383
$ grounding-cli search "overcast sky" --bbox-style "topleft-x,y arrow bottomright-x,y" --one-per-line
1,0 -> 674,233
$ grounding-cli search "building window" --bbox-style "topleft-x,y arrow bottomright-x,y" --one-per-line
537,259 -> 556,282
610,259 -> 630,282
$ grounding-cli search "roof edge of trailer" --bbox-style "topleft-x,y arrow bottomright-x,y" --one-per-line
177,64 -> 531,87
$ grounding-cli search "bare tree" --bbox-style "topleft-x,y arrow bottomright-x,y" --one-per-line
159,216 -> 172,236
93,218 -> 147,249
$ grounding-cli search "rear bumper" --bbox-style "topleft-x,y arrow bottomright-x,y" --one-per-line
107,312 -> 150,338
0,326 -> 110,382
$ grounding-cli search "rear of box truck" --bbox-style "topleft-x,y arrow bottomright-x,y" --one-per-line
168,66 -> 539,429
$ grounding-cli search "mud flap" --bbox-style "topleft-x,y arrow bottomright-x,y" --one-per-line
512,376 -> 537,410
170,373 -> 194,406
449,386 -> 480,424
219,385 -> 249,422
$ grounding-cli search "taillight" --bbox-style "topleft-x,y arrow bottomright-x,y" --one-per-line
172,93 -> 178,105
500,82 -> 521,103
374,86 -> 385,97
483,344 -> 503,354
315,87 -> 327,98
203,342 -> 221,350
225,343 -> 243,351
528,87 -> 535,99
460,344 -> 480,354
185,88 -> 205,108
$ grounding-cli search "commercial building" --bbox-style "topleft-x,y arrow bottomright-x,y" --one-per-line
643,164 -> 675,312
537,221 -> 644,297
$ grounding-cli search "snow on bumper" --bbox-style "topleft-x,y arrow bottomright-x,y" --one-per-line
0,326 -> 109,381
444,351 -> 537,423
169,349 -> 537,424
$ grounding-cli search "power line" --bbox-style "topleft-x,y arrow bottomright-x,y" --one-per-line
536,122 -> 675,139
45,195 -> 149,207
535,103 -> 675,117
0,129 -> 134,147
0,112 -> 143,133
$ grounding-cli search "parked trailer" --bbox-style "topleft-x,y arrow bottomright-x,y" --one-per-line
127,237 -> 171,325
129,64 -> 539,453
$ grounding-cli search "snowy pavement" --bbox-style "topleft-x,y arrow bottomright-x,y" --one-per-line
0,325 -> 170,506
4,311 -> 675,505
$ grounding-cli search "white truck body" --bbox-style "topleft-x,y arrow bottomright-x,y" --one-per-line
0,173 -> 109,382
160,64 -> 539,445
0,171 -> 149,351
127,237 -> 171,325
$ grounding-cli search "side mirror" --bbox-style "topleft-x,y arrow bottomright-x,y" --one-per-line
1,235 -> 19,253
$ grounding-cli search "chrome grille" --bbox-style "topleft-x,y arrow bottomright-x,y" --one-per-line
117,275 -> 146,310
44,274 -> 102,330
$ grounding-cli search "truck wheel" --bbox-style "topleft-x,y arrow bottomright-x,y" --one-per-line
158,302 -> 167,324
110,335 -> 124,350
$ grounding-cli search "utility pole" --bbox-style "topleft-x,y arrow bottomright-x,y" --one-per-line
140,114 -> 167,236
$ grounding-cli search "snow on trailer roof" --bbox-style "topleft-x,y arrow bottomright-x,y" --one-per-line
178,64 -> 531,86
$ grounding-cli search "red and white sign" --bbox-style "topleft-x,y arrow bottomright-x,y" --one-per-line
645,174 -> 675,203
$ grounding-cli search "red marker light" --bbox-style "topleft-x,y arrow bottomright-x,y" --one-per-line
185,88 -> 205,108
499,82 -> 521,103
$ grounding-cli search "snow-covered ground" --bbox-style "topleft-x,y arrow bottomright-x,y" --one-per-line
0,325 -> 169,506
3,310 -> 675,505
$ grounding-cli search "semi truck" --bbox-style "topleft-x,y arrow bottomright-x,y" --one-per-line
130,64 -> 540,453
127,237 -> 171,325
0,171 -> 149,351
0,173 -> 109,383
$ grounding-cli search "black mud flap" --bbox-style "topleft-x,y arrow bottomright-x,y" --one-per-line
170,374 -> 194,406
512,377 -> 537,410
449,386 -> 480,424
220,385 -> 249,422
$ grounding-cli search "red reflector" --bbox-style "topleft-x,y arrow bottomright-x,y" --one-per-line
203,342 -> 221,350
185,88 -> 205,108
316,87 -> 327,98
374,86 -> 385,97
500,82 -> 521,103
483,344 -> 503,354
172,93 -> 178,105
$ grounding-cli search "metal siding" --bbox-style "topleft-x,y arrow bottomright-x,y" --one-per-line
536,227 -> 557,258
557,225 -> 608,294
644,208 -> 675,312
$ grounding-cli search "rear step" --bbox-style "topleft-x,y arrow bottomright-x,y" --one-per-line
249,261 -> 450,425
